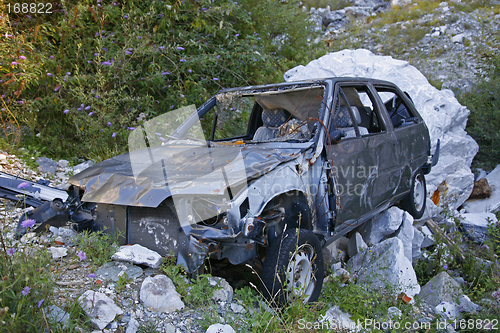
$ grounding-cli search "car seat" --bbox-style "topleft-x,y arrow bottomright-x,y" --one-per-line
253,108 -> 289,141
335,106 -> 369,138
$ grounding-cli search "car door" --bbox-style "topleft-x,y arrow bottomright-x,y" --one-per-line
326,83 -> 398,228
372,84 -> 429,197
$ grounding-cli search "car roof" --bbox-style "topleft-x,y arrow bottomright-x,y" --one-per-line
218,77 -> 398,94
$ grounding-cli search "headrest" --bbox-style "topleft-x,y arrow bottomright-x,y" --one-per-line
262,109 -> 289,127
335,106 -> 361,127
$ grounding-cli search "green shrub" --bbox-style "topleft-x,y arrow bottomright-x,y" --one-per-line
1,0 -> 315,161
459,54 -> 500,169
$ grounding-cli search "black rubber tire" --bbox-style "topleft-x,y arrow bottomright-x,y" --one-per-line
261,228 -> 324,306
401,168 -> 426,219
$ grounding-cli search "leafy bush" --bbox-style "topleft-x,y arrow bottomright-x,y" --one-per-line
1,0 -> 316,161
459,55 -> 500,169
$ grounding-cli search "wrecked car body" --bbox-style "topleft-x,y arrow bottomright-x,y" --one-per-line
15,78 -> 439,304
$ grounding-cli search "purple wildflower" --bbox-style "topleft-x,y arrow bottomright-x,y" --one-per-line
88,273 -> 97,278
19,55 -> 26,60
21,219 -> 36,228
159,46 -> 165,50
125,51 -> 132,55
137,36 -> 141,39
443,264 -> 448,270
38,299 -> 44,308
102,61 -> 112,66
85,105 -> 91,110
63,109 -> 69,114
17,181 -> 30,189
96,95 -> 100,99
21,287 -> 31,296
216,55 -> 220,59
107,122 -> 112,127
7,248 -> 15,257
161,71 -> 169,75
87,60 -> 92,63
159,137 -> 166,142
100,129 -> 104,132
77,250 -> 87,261
124,15 -> 128,18
177,46 -> 185,50
50,55 -> 54,59
54,86 -> 60,92
213,78 -> 219,81
88,112 -> 94,116
66,72 -> 71,75
188,69 -> 192,73
47,73 -> 53,76
235,34 -> 239,37
128,127 -> 136,131
94,53 -> 99,57
180,59 -> 186,62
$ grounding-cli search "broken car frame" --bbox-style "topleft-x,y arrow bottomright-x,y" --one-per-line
12,78 -> 439,305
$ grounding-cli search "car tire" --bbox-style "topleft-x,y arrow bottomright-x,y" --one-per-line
401,168 -> 426,219
261,228 -> 324,306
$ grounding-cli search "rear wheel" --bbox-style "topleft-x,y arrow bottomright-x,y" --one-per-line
401,168 -> 426,219
261,228 -> 324,306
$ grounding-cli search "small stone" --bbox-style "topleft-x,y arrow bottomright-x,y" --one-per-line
49,247 -> 68,259
112,244 -> 163,269
206,324 -> 236,333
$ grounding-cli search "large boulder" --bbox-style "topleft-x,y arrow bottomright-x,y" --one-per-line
284,49 -> 478,213
417,271 -> 463,307
347,237 -> 420,298
458,213 -> 498,243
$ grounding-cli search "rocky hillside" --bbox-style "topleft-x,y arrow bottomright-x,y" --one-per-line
307,0 -> 500,94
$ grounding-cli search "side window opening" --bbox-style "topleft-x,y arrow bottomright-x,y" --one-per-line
375,87 -> 418,128
330,86 -> 386,141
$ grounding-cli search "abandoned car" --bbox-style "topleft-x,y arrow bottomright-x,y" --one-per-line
16,77 -> 439,304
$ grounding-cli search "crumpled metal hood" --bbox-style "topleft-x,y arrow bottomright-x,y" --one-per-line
69,142 -> 309,207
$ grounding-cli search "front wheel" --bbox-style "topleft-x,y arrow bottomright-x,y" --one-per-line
401,168 -> 426,219
261,228 -> 324,306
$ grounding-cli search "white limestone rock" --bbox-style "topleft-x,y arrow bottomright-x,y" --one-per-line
435,301 -> 460,320
462,164 -> 500,213
209,276 -> 234,303
284,49 -> 478,212
49,246 -> 68,259
359,206 -> 404,245
78,291 -> 123,330
396,211 -> 414,262
206,324 -> 236,333
347,231 -> 368,258
320,305 -> 358,332
347,237 -> 420,298
458,213 -> 498,243
112,244 -> 162,269
412,227 -> 424,261
140,275 -> 184,313
417,271 -> 463,307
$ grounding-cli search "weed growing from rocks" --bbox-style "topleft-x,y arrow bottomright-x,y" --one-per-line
73,229 -> 121,267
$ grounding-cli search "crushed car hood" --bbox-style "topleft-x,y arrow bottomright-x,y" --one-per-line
69,142 -> 311,207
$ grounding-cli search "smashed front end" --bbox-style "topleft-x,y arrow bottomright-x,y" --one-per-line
18,82 -> 328,273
